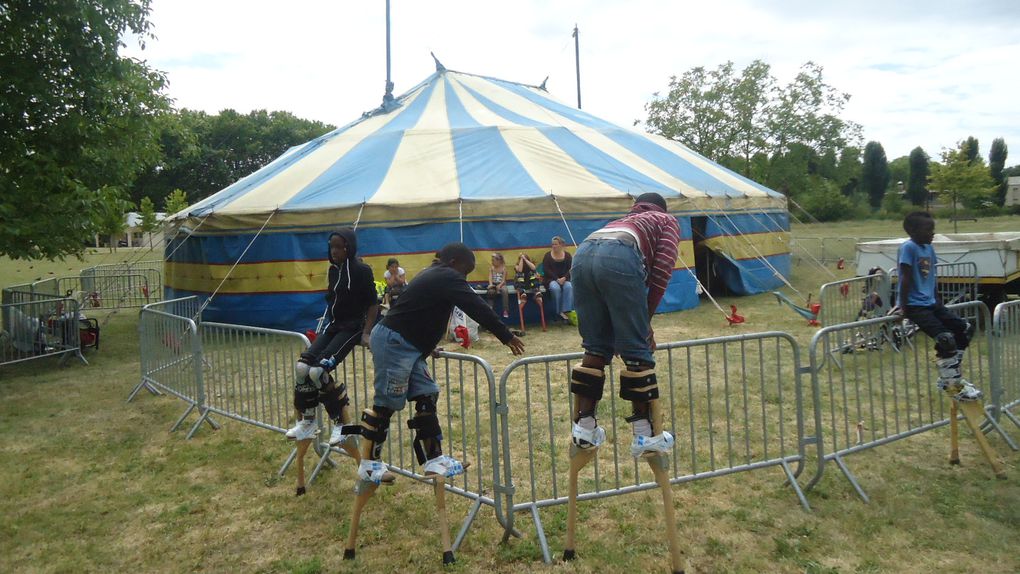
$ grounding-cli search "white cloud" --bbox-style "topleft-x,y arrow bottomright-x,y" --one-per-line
124,0 -> 1020,162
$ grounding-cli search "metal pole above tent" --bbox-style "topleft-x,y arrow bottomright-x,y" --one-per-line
573,25 -> 581,109
383,0 -> 395,108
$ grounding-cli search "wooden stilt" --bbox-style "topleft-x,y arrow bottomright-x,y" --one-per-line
433,476 -> 456,565
949,400 -> 960,465
646,399 -> 685,574
294,438 -> 312,496
563,445 -> 597,561
956,399 -> 1006,479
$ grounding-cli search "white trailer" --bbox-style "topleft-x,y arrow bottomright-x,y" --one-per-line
856,232 -> 1020,306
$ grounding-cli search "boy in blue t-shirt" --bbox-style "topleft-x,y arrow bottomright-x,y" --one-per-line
895,211 -> 982,401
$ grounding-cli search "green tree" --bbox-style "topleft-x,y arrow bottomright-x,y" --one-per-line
95,188 -> 133,252
929,143 -> 996,214
861,141 -> 890,209
963,136 -> 980,165
887,155 -> 909,193
643,59 -> 860,184
164,189 -> 189,216
907,146 -> 930,206
0,0 -> 169,260
139,196 -> 158,248
989,137 -> 1008,205
130,108 -> 335,206
834,146 -> 861,196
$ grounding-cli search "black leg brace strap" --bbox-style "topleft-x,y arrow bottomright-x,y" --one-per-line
408,412 -> 442,464
360,409 -> 390,444
620,369 -> 659,402
570,366 -> 606,401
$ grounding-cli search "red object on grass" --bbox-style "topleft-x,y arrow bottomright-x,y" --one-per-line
726,305 -> 745,325
836,257 -> 846,270
839,282 -> 850,298
454,325 -> 471,348
808,303 -> 822,326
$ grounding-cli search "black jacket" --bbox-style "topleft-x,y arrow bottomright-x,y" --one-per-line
324,228 -> 376,329
381,264 -> 513,354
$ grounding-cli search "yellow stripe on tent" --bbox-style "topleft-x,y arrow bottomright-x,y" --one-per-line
165,241 -> 700,295
702,232 -> 791,260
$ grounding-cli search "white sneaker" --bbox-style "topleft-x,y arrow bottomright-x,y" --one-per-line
940,379 -> 983,402
423,455 -> 466,478
285,419 -> 318,441
571,421 -> 606,450
630,431 -> 675,458
357,459 -> 388,484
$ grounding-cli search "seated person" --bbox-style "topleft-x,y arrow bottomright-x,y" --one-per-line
383,257 -> 406,304
542,236 -> 574,321
486,252 -> 510,318
514,252 -> 542,308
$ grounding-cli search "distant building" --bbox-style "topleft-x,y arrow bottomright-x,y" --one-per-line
94,211 -> 167,249
1006,176 -> 1020,207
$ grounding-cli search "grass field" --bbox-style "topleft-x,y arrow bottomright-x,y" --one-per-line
2,219 -> 1019,573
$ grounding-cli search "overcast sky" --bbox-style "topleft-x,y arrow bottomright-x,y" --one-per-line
123,0 -> 1020,165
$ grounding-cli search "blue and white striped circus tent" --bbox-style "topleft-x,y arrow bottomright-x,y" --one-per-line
166,68 -> 790,330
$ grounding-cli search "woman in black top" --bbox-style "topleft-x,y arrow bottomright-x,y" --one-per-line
542,236 -> 574,321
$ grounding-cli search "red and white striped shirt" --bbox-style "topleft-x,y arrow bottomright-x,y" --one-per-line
601,203 -> 680,315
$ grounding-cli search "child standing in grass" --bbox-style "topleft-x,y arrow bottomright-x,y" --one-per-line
894,211 -> 982,401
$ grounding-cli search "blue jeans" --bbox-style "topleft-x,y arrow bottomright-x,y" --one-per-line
571,238 -> 653,365
369,324 -> 440,411
548,280 -> 574,315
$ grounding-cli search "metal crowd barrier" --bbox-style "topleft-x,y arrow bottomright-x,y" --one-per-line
804,301 -> 1013,501
1,297 -> 85,368
131,298 -> 208,432
82,259 -> 163,276
31,272 -> 161,310
196,322 -> 310,436
818,270 -> 890,328
993,300 -> 1020,430
888,262 -> 979,307
496,332 -> 811,563
792,236 -> 891,265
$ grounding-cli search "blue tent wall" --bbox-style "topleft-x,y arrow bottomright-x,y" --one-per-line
164,211 -> 788,331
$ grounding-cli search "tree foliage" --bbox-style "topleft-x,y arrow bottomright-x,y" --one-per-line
643,60 -> 861,187
861,141 -> 890,209
963,136 -> 980,165
0,0 -> 169,260
95,187 -> 134,251
907,147 -> 930,206
131,109 -> 335,209
929,142 -> 997,210
989,137 -> 1008,206
164,189 -> 190,217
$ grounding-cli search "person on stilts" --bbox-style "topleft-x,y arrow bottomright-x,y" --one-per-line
344,242 -> 525,564
563,192 -> 685,574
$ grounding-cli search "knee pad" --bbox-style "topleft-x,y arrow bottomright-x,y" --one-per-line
295,361 -> 311,386
570,366 -> 605,401
619,368 -> 659,402
408,394 -> 443,464
934,332 -> 957,358
294,383 -> 319,416
360,407 -> 393,459
319,381 -> 350,422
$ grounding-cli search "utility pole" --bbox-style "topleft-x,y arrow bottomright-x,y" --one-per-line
573,24 -> 581,109
383,0 -> 395,108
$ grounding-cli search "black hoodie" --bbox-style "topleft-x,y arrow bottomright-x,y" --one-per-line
324,228 -> 377,330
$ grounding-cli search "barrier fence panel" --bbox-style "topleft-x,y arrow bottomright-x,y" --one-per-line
197,322 -> 309,438
804,301 -> 1010,501
818,271 -> 891,328
325,346 -> 502,552
496,332 -> 810,563
993,300 -> 1020,429
131,298 -> 205,432
1,297 -> 84,368
38,272 -> 161,310
889,262 -> 979,307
